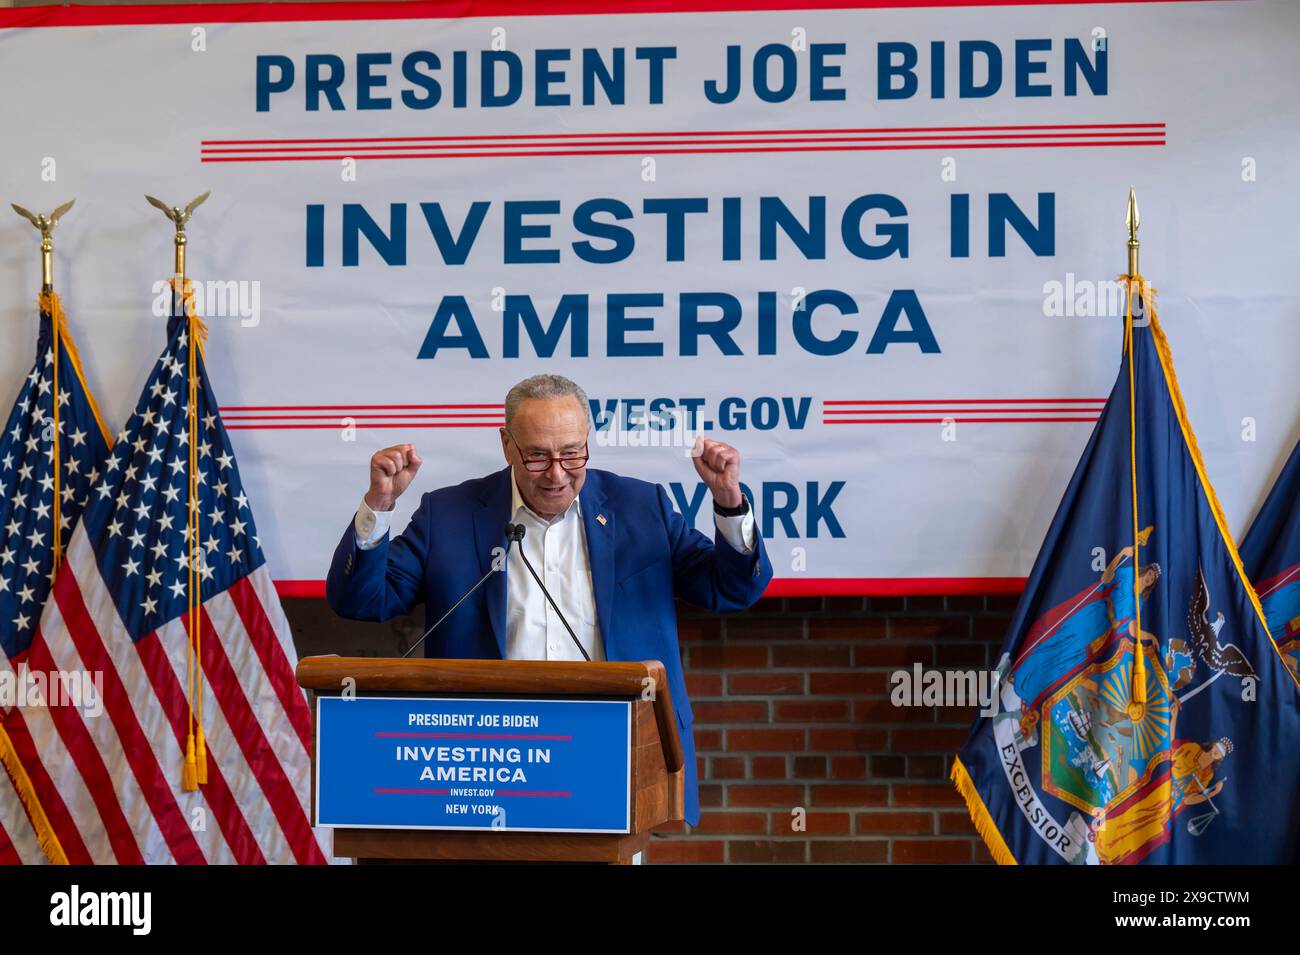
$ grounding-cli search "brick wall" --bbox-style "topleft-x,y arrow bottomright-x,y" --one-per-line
650,593 -> 1015,864
282,590 -> 1017,864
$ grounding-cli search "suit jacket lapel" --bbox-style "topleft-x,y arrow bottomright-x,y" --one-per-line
473,466 -> 513,659
580,472 -> 615,659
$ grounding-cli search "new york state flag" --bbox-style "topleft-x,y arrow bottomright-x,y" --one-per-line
1240,439 -> 1300,682
952,280 -> 1300,864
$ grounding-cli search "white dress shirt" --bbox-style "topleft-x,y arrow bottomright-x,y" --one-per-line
502,477 -> 604,662
352,475 -> 756,661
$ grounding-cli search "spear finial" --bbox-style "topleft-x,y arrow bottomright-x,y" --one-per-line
1126,187 -> 1140,277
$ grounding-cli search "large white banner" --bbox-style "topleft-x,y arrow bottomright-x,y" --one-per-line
0,0 -> 1296,594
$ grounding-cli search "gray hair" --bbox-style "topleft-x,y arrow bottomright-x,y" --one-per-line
504,374 -> 591,429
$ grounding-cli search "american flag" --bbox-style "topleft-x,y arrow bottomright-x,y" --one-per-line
6,292 -> 329,863
0,294 -> 111,864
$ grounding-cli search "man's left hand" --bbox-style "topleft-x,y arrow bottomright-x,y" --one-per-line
692,437 -> 743,509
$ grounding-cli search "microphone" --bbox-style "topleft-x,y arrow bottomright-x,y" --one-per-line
401,540 -> 505,659
505,522 -> 591,662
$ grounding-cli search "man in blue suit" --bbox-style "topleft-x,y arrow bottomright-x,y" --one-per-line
326,374 -> 773,828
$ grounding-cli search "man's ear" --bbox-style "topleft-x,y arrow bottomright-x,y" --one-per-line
499,427 -> 511,463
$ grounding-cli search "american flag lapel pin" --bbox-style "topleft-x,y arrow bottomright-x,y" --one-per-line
596,513 -> 607,526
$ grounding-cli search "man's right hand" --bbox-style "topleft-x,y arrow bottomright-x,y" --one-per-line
365,444 -> 422,512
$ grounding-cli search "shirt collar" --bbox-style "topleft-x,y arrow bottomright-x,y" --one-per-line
510,470 -> 583,526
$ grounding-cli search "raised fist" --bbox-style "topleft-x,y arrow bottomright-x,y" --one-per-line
691,437 -> 743,509
366,444 -> 422,512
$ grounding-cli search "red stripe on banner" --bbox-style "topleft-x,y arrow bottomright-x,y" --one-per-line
197,607 -> 326,865
0,0 -> 1229,29
825,416 -> 1098,423
376,732 -> 574,740
220,403 -> 503,411
825,398 -> 1107,404
275,577 -> 1028,599
201,123 -> 1166,146
823,408 -> 1100,414
493,790 -> 572,798
227,577 -> 313,754
225,422 -> 501,430
54,572 -> 206,864
202,139 -> 1165,161
767,577 -> 1027,596
0,816 -> 19,865
825,415 -> 1100,419
21,632 -> 145,864
202,130 -> 1163,154
275,580 -> 331,599
221,413 -> 503,421
0,708 -> 93,864
133,632 -> 268,865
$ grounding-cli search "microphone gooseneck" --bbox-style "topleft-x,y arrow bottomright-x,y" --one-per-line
401,536 -> 505,659
506,522 -> 591,663
401,521 -> 593,662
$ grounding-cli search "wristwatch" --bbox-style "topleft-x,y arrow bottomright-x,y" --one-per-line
712,496 -> 750,518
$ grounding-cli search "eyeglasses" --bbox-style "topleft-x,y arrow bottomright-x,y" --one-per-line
506,430 -> 589,473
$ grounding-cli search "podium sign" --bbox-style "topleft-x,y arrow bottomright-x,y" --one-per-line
315,695 -> 632,834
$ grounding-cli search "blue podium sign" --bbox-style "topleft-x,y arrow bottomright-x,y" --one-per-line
315,696 -> 632,834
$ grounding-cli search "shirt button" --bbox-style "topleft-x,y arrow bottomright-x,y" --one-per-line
548,643 -> 557,653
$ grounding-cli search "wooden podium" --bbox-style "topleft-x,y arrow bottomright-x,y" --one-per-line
296,656 -> 685,864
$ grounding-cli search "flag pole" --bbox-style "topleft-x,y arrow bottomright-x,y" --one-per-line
10,200 -> 75,572
145,191 -> 211,791
1124,187 -> 1148,723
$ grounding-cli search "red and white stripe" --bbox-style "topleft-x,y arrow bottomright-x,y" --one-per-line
824,397 -> 1107,425
200,122 -> 1167,164
219,403 -> 504,431
0,647 -> 52,864
4,527 -> 331,864
0,762 -> 47,865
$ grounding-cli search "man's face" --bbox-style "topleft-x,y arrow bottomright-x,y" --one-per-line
500,396 -> 589,520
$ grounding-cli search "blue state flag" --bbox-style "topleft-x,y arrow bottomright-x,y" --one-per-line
1240,440 -> 1300,681
952,280 -> 1300,864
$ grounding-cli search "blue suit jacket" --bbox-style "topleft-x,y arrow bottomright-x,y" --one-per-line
325,465 -> 773,826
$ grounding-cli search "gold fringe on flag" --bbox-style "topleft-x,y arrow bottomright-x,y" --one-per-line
950,757 -> 1016,865
48,297 -> 63,572
35,291 -> 117,578
0,723 -> 68,864
35,291 -> 113,448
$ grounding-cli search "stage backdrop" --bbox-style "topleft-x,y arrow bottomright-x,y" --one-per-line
0,0 -> 1296,596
